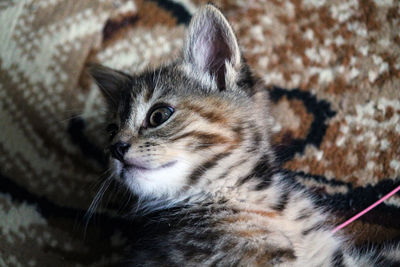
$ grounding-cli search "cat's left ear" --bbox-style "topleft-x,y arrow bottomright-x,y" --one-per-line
88,63 -> 132,111
183,5 -> 241,91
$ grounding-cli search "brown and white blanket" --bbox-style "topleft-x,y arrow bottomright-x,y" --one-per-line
0,0 -> 399,266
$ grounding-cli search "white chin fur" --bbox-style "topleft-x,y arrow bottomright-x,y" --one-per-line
113,159 -> 191,198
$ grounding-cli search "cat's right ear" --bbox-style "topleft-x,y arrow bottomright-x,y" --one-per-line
88,63 -> 132,110
183,5 -> 242,91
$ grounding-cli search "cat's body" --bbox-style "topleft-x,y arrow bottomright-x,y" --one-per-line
90,5 -> 400,266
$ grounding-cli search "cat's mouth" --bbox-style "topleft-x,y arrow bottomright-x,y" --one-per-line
123,160 -> 177,172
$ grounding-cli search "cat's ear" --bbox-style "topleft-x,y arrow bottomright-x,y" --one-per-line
88,64 -> 132,110
183,4 -> 241,90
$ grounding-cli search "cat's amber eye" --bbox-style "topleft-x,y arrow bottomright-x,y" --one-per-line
106,123 -> 119,139
148,106 -> 174,127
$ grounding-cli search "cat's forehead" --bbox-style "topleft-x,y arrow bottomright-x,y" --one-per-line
120,64 -> 249,129
129,64 -> 215,109
132,66 -> 180,100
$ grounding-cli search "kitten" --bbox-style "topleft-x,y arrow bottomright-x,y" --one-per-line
90,5 -> 400,266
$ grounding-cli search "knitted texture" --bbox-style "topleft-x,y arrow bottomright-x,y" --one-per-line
0,0 -> 399,266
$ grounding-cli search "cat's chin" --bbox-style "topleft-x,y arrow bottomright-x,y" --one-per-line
112,159 -> 191,198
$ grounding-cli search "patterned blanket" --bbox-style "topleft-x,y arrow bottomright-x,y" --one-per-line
0,0 -> 399,266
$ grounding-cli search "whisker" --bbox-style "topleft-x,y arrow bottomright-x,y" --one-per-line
83,173 -> 114,237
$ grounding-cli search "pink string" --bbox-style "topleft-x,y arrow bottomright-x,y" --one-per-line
331,185 -> 400,233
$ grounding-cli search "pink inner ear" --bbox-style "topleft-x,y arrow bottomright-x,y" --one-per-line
191,22 -> 233,90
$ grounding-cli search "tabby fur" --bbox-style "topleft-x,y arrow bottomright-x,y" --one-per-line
90,5 -> 400,266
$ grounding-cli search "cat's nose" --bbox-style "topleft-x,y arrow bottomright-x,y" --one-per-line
110,141 -> 131,162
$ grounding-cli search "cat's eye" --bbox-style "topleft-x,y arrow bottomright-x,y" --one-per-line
148,106 -> 174,127
106,123 -> 119,139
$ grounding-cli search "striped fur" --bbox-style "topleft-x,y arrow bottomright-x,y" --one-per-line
91,5 -> 400,266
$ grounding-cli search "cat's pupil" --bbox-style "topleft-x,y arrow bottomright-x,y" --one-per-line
153,112 -> 163,123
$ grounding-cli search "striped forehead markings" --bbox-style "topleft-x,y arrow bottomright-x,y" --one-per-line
144,85 -> 154,103
183,103 -> 228,124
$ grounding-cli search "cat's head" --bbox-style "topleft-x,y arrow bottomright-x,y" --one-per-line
90,5 -> 273,199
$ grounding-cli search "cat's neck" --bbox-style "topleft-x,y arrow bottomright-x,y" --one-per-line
192,146 -> 278,205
